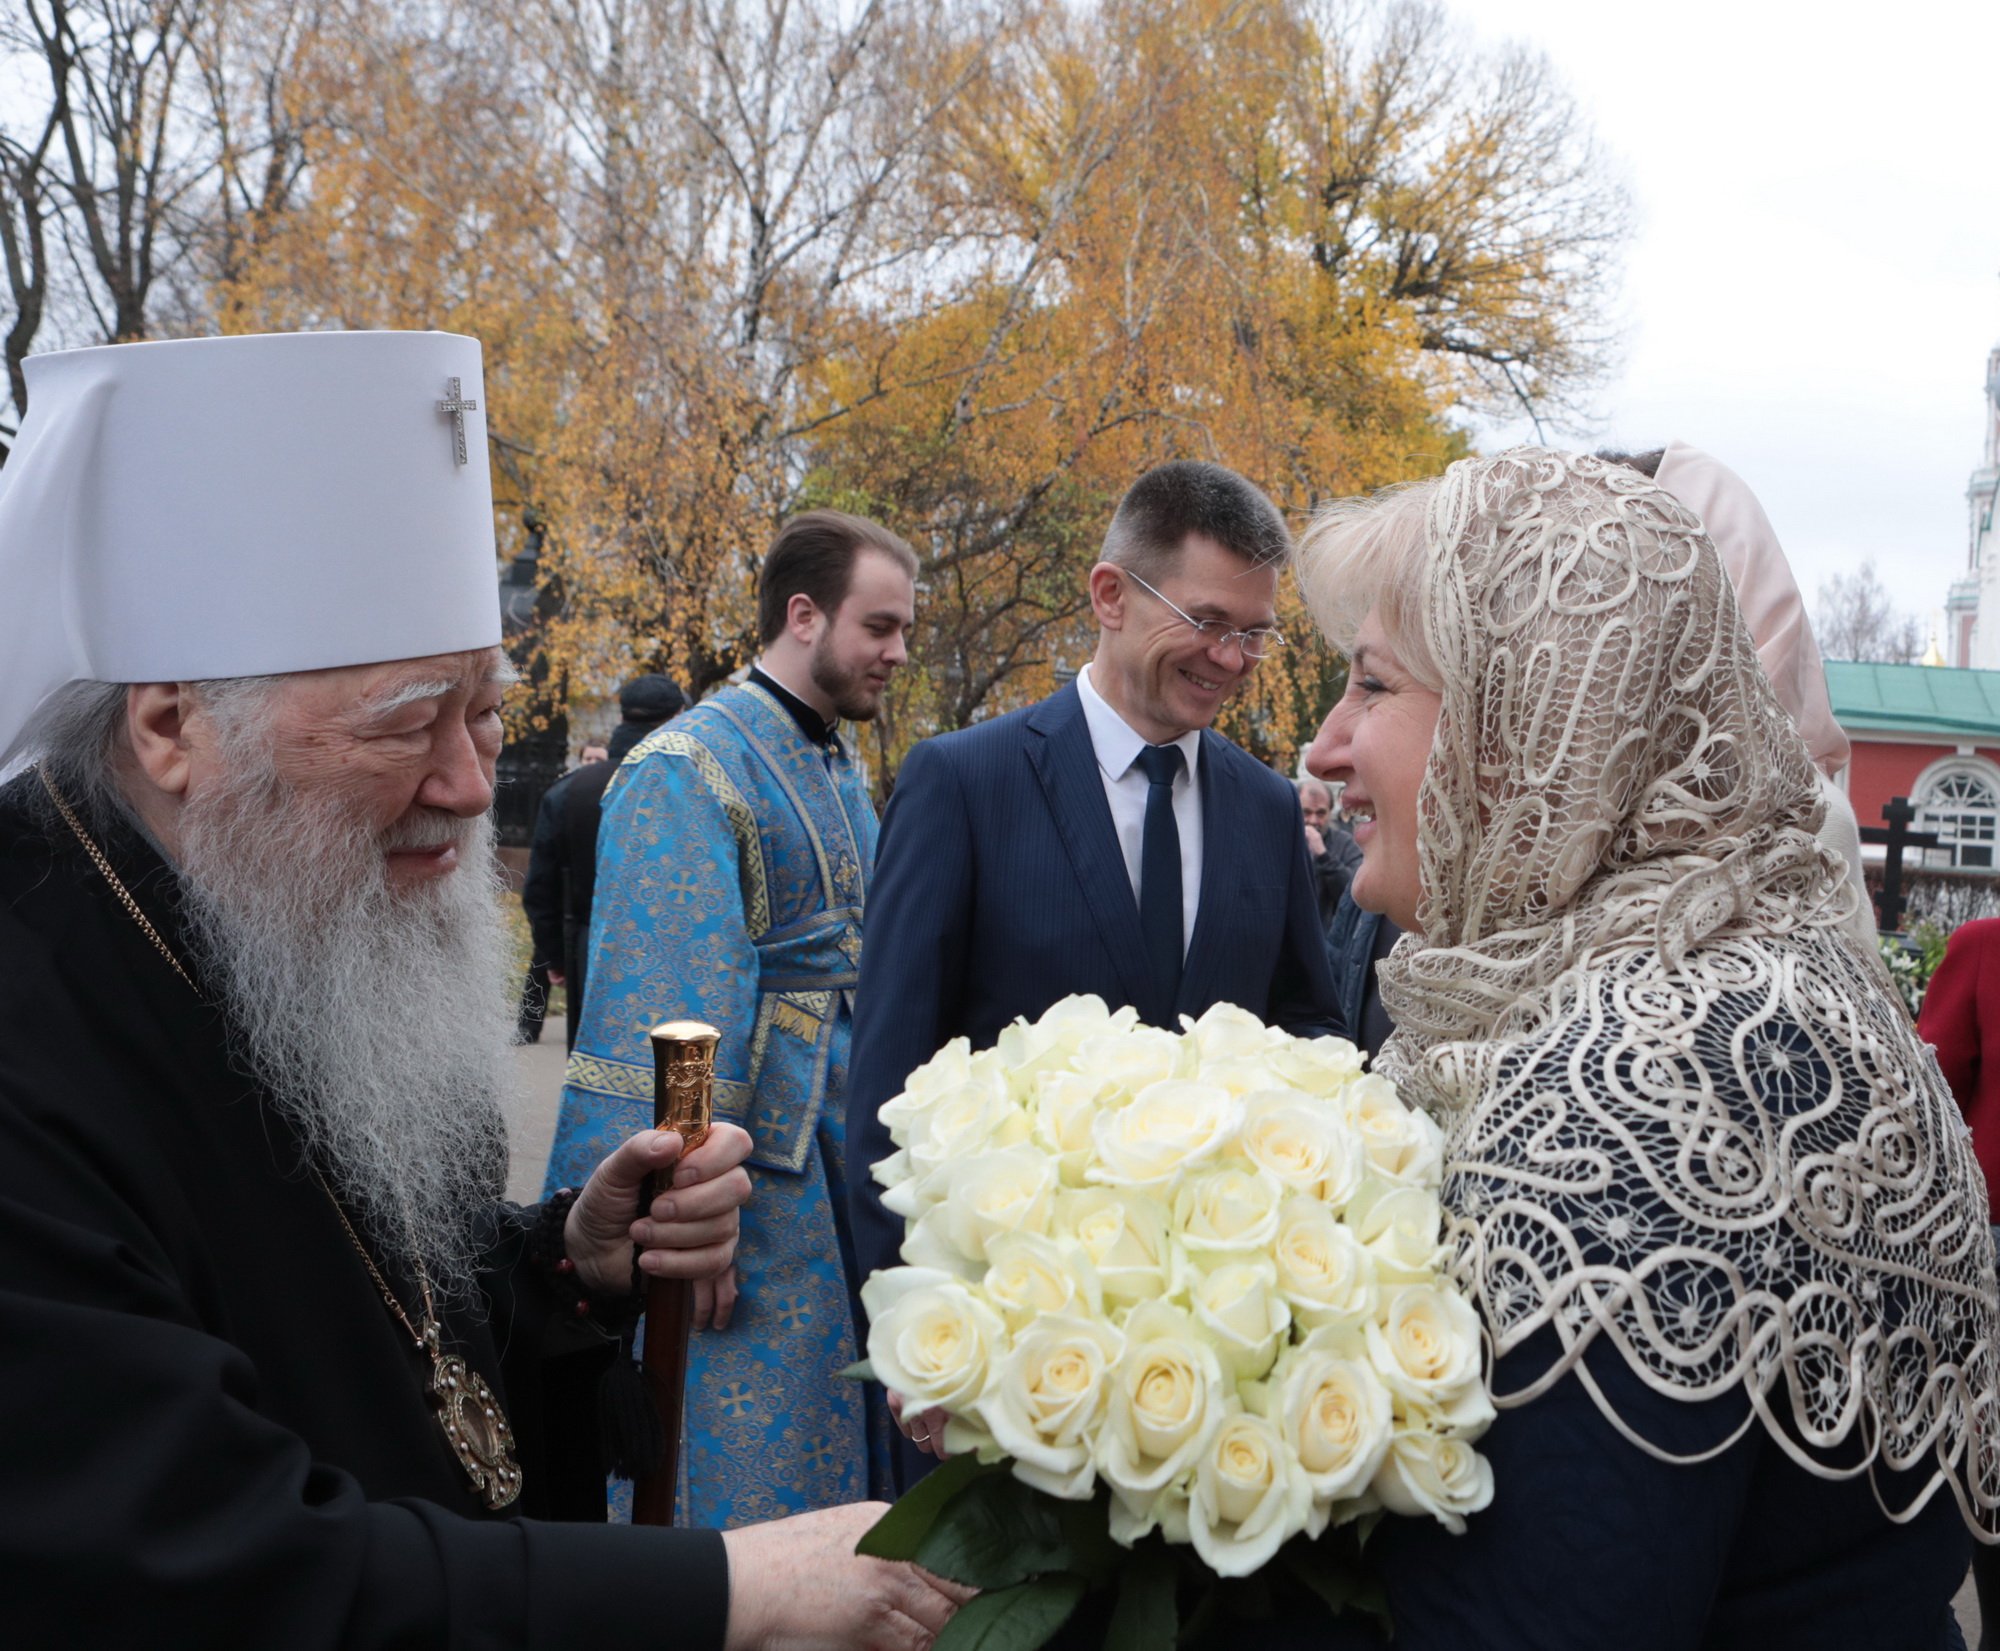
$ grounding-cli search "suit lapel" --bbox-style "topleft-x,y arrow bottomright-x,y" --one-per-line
1025,686 -> 1156,1017
1177,730 -> 1233,1016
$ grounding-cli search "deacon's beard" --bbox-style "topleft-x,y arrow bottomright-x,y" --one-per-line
809,632 -> 885,723
173,759 -> 515,1304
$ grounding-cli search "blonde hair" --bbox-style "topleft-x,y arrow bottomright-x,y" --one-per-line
1293,477 -> 1445,691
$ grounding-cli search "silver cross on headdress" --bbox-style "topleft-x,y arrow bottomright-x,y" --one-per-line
437,377 -> 479,466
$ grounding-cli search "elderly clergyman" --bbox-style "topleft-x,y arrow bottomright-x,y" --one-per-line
0,332 -> 963,1648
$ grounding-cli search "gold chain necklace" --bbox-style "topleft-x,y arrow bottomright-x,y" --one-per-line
38,765 -> 200,993
37,765 -> 523,1511
315,1177 -> 523,1510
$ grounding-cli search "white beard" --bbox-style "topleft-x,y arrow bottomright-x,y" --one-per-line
173,756 -> 516,1303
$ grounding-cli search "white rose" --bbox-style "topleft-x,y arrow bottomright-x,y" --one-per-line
1238,1091 -> 1365,1207
1030,1071 -> 1115,1187
877,1037 -> 977,1146
1184,1255 -> 1290,1381
1088,1080 -> 1239,1190
1347,1183 -> 1450,1284
1054,1188 -> 1173,1306
1270,1329 -> 1394,1519
1270,1197 -> 1379,1332
1372,1429 -> 1495,1534
970,1313 -> 1124,1500
871,1145 -> 916,1197
901,1147 -> 1058,1273
1073,1027 -> 1191,1095
901,1078 -> 1032,1202
1182,1002 -> 1282,1062
1188,1411 -> 1313,1577
1173,1165 -> 1284,1256
1191,1055 -> 1290,1098
999,995 -> 1137,1083
982,1231 -> 1103,1330
1107,1478 -> 1192,1548
1096,1301 -> 1230,1503
1265,1035 -> 1366,1097
1364,1284 -> 1493,1432
1345,1075 -> 1444,1187
861,1267 -> 1006,1415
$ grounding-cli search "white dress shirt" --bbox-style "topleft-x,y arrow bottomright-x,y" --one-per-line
1076,664 -> 1202,957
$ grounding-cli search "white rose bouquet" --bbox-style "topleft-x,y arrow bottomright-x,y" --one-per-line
853,997 -> 1493,1648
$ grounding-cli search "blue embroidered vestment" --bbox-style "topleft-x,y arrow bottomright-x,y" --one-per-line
543,681 -> 889,1524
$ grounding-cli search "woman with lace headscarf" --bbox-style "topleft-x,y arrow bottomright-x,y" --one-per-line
1295,448 -> 1998,1649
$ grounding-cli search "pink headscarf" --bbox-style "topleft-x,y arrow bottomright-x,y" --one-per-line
1655,441 -> 1850,778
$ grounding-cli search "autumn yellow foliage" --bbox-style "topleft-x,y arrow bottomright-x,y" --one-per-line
204,0 -> 1623,782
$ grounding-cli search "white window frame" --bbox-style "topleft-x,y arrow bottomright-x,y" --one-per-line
1912,755 -> 2000,871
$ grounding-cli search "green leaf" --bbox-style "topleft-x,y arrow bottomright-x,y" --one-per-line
1176,1577 -> 1218,1649
855,1453 -> 999,1562
1104,1543 -> 1177,1651
915,1472 -> 1075,1588
935,1575 -> 1087,1651
1054,1491 -> 1122,1586
1281,1539 -> 1393,1638
837,1359 -> 875,1382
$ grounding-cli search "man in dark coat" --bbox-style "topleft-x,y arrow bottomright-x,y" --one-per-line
1324,888 -> 1402,1063
521,674 -> 686,1045
843,461 -> 1342,1485
1297,775 -> 1363,932
0,331 -> 963,1648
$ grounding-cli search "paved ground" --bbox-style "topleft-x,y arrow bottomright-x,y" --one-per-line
496,1035 -> 1987,1638
501,1027 -> 569,1204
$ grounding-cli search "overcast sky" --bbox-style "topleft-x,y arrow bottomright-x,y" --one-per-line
1448,0 -> 2000,644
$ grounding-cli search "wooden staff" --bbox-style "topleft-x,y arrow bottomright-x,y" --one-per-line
632,1019 -> 720,1526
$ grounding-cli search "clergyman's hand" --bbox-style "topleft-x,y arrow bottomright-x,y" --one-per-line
693,1264 -> 740,1331
721,1503 -> 973,1651
565,1123 -> 753,1301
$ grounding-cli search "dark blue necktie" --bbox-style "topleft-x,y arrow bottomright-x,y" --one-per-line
1135,743 -> 1186,1005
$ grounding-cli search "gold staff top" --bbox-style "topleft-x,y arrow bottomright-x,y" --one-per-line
648,1020 -> 720,1152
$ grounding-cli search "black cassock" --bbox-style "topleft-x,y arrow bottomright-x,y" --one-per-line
0,776 -> 727,1648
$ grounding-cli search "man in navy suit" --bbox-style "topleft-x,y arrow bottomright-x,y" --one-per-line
843,460 -> 1343,1480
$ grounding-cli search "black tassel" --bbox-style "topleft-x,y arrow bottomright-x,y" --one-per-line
597,1353 -> 667,1481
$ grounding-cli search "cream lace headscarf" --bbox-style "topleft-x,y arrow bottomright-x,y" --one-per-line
1309,447 -> 2000,1534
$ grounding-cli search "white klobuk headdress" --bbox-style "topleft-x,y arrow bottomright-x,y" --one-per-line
0,330 -> 503,769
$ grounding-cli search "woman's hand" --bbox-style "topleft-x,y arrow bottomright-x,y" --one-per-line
888,1390 -> 956,1460
564,1123 -> 754,1300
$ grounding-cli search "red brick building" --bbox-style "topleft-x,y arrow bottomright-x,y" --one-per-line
1828,661 -> 2000,869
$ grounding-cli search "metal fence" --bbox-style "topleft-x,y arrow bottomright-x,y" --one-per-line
494,734 -> 567,848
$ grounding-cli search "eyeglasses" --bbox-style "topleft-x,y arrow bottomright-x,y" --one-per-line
1122,570 -> 1288,660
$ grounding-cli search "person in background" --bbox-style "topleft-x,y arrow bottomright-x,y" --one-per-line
1601,443 -> 1879,954
1302,772 -> 1397,1068
546,511 -> 918,1527
1324,888 -> 1400,1064
1919,913 -> 2000,1651
1297,775 -> 1362,932
845,460 -> 1342,1486
520,676 -> 686,1047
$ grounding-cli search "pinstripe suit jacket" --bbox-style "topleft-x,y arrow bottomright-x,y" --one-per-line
844,680 -> 1343,1299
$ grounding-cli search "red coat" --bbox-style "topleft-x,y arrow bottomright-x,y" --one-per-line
1918,916 -> 2000,1222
